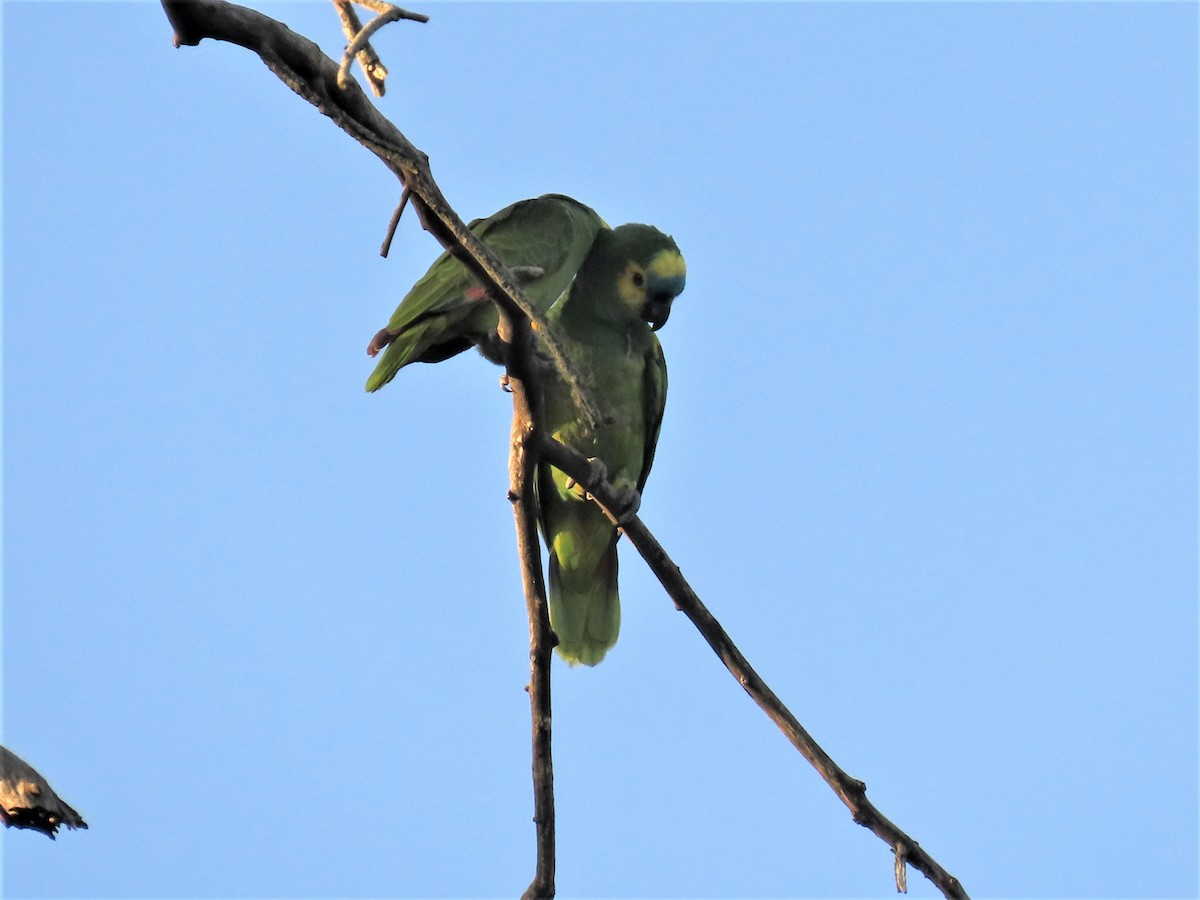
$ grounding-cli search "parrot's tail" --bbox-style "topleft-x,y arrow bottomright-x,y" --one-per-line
547,544 -> 620,666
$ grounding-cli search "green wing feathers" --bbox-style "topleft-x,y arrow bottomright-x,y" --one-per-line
639,337 -> 668,492
365,194 -> 606,392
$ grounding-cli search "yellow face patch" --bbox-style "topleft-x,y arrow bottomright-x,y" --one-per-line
648,249 -> 687,282
615,250 -> 687,312
617,262 -> 649,311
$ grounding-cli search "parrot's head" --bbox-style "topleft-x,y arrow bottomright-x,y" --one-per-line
588,224 -> 686,331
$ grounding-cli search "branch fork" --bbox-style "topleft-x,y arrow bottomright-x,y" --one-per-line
332,0 -> 428,97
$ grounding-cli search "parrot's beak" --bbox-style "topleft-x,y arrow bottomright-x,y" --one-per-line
643,271 -> 684,331
644,294 -> 673,331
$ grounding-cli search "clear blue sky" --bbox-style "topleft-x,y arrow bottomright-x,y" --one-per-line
2,2 -> 1196,898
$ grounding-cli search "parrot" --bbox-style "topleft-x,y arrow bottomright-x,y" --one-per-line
537,224 -> 686,665
365,193 -> 606,392
365,195 -> 685,666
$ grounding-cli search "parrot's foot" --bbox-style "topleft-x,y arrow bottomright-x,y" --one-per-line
563,459 -> 639,522
508,265 -> 546,286
611,485 -> 642,525
500,373 -> 512,393
564,457 -> 606,497
585,456 -> 608,485
529,346 -> 556,380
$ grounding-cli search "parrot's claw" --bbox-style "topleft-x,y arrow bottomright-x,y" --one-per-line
565,457 -> 607,499
500,373 -> 513,393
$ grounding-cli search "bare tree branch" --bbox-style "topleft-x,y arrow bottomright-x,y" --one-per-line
534,436 -> 970,900
497,307 -> 557,900
158,3 -> 970,897
1,745 -> 87,839
160,0 -> 605,432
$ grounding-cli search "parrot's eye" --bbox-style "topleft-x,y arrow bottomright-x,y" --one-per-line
632,272 -> 645,288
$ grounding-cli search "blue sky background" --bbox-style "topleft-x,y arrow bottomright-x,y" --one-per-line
2,2 -> 1196,898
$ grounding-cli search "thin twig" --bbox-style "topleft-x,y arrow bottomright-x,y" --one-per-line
353,0 -> 405,13
534,435 -> 970,900
331,0 -> 387,96
379,186 -> 410,257
895,842 -> 909,893
335,2 -> 428,93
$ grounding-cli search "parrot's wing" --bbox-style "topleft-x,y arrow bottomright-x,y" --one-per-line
637,335 -> 668,492
365,194 -> 606,392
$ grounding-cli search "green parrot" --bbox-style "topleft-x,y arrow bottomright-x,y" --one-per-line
537,224 -> 686,666
365,194 -> 606,391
